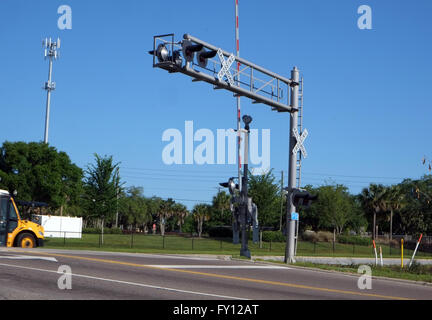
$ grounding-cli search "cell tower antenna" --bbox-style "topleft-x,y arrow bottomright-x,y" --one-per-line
42,37 -> 60,144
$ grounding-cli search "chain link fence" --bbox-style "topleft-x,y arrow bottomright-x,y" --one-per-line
42,231 -> 432,258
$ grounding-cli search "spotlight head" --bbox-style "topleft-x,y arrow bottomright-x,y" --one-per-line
149,43 -> 170,63
219,177 -> 238,195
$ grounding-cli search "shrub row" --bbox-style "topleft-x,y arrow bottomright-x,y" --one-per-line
403,240 -> 432,254
208,226 -> 233,238
82,227 -> 123,234
302,231 -> 334,242
337,235 -> 371,246
261,231 -> 285,242
208,227 -> 286,242
301,231 -> 372,246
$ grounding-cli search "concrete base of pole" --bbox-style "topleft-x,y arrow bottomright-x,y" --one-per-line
240,248 -> 251,259
285,219 -> 296,264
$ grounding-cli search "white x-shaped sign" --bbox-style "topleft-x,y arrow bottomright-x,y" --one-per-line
217,49 -> 236,86
292,127 -> 308,158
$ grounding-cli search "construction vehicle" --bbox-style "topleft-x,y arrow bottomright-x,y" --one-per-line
0,189 -> 44,248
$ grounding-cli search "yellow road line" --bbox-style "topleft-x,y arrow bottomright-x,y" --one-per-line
14,250 -> 412,300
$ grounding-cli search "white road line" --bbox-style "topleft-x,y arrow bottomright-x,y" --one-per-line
0,262 -> 248,300
150,265 -> 290,269
21,249 -> 223,261
0,255 -> 57,262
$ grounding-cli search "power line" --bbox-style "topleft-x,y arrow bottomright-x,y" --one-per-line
138,186 -> 218,192
301,172 -> 405,180
121,170 -> 231,179
121,166 -> 236,174
121,165 -> 406,181
152,197 -> 212,204
122,175 -> 222,183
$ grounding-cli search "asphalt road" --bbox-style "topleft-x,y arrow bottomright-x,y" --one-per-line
0,248 -> 431,300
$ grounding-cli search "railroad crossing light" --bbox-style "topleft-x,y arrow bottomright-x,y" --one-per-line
219,177 -> 239,195
196,48 -> 217,68
286,188 -> 318,208
148,43 -> 169,63
293,190 -> 318,208
182,40 -> 203,62
149,43 -> 182,67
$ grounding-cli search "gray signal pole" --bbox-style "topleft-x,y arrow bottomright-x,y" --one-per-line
240,115 -> 252,258
285,67 -> 300,264
42,38 -> 60,144
235,0 -> 242,192
279,170 -> 284,231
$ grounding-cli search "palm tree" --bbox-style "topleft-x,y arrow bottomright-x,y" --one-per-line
382,185 -> 406,241
158,198 -> 175,236
192,203 -> 211,238
360,184 -> 386,239
173,203 -> 188,232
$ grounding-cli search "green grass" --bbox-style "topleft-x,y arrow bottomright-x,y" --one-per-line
43,233 -> 432,259
289,261 -> 432,283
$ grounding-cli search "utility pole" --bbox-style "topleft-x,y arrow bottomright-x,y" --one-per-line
42,37 -> 60,144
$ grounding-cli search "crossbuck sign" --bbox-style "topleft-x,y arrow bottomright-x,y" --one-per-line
292,127 -> 308,158
217,49 -> 236,86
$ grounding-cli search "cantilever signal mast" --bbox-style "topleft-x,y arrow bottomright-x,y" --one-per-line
42,37 -> 60,144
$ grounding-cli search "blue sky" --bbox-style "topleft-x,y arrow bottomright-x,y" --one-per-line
1,0 -> 431,209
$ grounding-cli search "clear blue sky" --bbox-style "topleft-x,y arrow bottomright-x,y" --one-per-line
1,0 -> 431,209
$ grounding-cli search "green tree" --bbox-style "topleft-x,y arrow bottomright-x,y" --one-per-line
248,170 -> 280,229
396,176 -> 432,235
313,184 -> 352,234
301,184 -> 366,235
211,191 -> 231,226
0,141 -> 83,212
119,186 -> 151,231
83,154 -> 122,227
346,195 -> 368,234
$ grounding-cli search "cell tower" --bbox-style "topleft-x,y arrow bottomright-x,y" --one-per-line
42,37 -> 60,144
